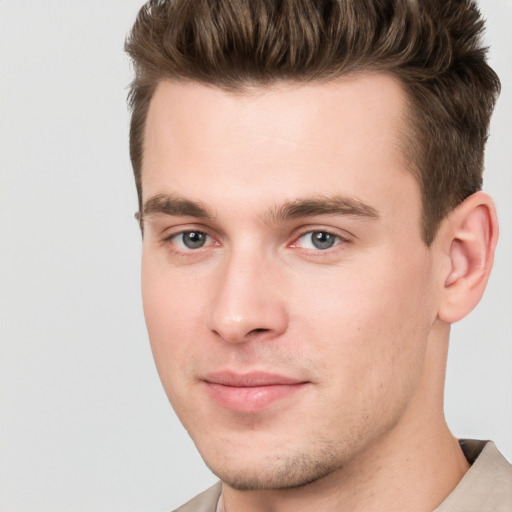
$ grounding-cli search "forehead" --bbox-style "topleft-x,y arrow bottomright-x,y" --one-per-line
144,74 -> 407,161
142,74 -> 419,226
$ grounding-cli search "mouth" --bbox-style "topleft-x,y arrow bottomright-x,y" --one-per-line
202,371 -> 310,413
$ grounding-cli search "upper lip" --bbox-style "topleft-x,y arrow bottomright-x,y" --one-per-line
203,371 -> 308,387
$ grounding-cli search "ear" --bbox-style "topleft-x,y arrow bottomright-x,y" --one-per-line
437,192 -> 499,324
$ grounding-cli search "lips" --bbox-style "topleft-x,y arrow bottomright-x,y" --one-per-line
202,371 -> 309,412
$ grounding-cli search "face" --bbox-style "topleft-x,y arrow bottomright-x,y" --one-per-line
141,75 -> 440,490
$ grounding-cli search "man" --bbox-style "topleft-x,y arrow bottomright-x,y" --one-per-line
125,1 -> 512,511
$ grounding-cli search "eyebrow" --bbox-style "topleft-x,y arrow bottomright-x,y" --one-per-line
141,193 -> 379,224
143,193 -> 215,220
266,196 -> 380,223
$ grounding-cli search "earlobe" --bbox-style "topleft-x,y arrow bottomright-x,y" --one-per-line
437,192 -> 498,324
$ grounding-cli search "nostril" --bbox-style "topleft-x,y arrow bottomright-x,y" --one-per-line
248,328 -> 269,335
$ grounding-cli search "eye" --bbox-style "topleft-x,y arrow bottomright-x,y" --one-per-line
169,231 -> 212,250
296,231 -> 343,250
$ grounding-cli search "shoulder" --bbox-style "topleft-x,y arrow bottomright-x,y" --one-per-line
172,482 -> 223,512
435,440 -> 512,512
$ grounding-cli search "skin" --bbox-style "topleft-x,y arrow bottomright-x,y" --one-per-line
140,74 -> 493,512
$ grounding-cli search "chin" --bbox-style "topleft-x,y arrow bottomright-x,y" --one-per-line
200,443 -> 344,491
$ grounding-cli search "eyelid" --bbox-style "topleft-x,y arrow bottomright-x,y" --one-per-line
161,225 -> 221,252
160,222 -> 213,239
289,226 -> 352,247
169,231 -> 211,250
158,223 -> 352,255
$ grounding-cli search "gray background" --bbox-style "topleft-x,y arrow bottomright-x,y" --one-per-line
0,1 -> 510,511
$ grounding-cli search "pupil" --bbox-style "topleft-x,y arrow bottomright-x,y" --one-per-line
312,232 -> 335,250
183,232 -> 206,249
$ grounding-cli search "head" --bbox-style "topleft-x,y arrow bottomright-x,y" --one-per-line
125,0 -> 500,492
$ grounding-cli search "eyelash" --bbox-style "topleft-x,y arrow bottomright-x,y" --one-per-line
162,230 -> 217,252
162,228 -> 350,255
290,230 -> 349,252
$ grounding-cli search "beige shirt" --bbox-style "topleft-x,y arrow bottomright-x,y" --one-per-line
174,440 -> 512,512
434,440 -> 512,512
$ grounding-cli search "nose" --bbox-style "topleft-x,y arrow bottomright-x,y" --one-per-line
206,250 -> 288,344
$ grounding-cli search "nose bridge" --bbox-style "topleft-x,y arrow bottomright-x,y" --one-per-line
207,243 -> 287,343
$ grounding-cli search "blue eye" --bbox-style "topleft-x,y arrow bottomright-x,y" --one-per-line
172,231 -> 211,250
298,231 -> 341,250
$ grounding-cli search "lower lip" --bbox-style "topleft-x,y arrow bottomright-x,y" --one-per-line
204,382 -> 307,412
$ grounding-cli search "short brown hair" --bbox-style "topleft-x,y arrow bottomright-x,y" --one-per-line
125,0 -> 500,244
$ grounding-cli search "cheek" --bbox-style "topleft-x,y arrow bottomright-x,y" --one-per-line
141,255 -> 204,384
294,252 -> 434,394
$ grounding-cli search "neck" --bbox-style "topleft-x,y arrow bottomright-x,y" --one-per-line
222,325 -> 470,512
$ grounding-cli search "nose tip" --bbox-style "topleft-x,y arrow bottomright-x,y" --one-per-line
210,312 -> 279,343
213,313 -> 248,342
208,295 -> 289,342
